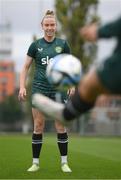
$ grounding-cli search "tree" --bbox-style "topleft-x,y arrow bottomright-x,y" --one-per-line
0,95 -> 24,123
55,0 -> 99,70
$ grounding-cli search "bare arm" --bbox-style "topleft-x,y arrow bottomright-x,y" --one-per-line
80,23 -> 98,42
18,55 -> 33,101
80,17 -> 121,42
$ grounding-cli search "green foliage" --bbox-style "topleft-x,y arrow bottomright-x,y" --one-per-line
55,0 -> 98,69
0,95 -> 24,123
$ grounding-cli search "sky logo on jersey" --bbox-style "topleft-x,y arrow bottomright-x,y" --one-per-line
38,48 -> 43,52
55,46 -> 62,53
41,56 -> 54,65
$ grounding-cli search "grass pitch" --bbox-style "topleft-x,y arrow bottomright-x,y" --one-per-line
0,134 -> 120,179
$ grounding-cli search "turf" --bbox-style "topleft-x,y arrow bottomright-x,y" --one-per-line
0,134 -> 120,179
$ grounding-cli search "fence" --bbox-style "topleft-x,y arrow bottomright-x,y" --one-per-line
77,107 -> 121,136
0,107 -> 121,136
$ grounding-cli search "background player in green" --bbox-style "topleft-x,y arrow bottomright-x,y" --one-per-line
32,16 -> 121,122
18,10 -> 72,172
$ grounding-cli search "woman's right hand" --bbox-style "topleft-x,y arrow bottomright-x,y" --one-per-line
18,88 -> 27,101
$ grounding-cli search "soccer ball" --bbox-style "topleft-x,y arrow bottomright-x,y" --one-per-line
46,54 -> 82,90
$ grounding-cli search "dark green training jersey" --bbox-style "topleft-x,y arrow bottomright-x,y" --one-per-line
97,17 -> 121,93
27,37 -> 70,95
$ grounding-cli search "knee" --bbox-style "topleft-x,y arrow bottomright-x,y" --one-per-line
34,120 -> 44,133
55,121 -> 66,133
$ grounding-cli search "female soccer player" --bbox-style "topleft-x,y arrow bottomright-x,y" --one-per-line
18,10 -> 72,172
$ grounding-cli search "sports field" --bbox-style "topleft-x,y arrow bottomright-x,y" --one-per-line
0,134 -> 120,179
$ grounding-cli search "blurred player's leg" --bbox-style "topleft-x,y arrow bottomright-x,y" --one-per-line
32,93 -> 65,123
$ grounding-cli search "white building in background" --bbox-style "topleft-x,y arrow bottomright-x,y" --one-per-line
0,22 -> 13,60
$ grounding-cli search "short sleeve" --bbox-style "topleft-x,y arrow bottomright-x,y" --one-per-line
64,41 -> 71,54
98,17 -> 121,38
27,42 -> 36,58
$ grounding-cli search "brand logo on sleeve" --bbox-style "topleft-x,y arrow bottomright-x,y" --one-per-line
38,48 -> 43,52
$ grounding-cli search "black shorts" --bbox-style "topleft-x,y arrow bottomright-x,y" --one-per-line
31,91 -> 68,108
45,92 -> 68,104
97,53 -> 121,94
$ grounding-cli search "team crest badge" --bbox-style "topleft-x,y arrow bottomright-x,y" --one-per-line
55,46 -> 62,53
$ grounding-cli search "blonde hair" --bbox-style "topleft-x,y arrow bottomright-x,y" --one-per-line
41,10 -> 55,24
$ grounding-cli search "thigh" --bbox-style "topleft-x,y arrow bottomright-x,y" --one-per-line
78,69 -> 109,103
